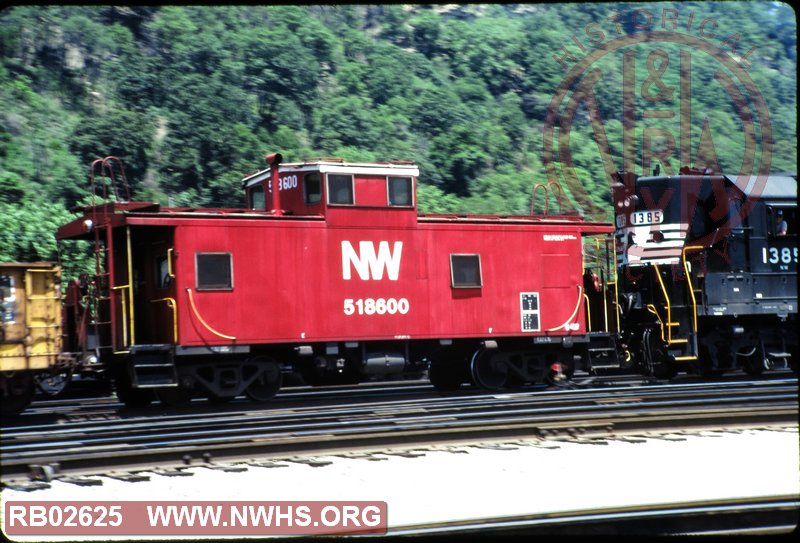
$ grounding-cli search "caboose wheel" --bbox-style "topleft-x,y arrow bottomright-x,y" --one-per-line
244,358 -> 282,402
470,349 -> 511,390
1,372 -> 35,416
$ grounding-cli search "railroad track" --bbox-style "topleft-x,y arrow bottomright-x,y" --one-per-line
1,376 -> 797,484
9,379 -> 441,421
5,370 -> 772,421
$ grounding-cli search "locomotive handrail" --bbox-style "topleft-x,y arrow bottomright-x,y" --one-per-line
646,304 -> 666,342
152,297 -> 178,343
547,285 -> 584,332
682,245 -> 704,354
652,264 -> 673,344
186,288 -> 236,341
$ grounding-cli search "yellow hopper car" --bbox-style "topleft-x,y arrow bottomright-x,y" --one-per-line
1,262 -> 63,415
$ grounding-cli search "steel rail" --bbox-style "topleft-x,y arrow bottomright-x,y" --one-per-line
4,385 -> 796,450
1,379 -> 796,482
9,376 -> 797,430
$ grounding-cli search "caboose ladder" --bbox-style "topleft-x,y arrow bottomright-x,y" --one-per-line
90,219 -> 115,356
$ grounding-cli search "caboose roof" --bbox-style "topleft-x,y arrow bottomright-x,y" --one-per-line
242,160 -> 420,188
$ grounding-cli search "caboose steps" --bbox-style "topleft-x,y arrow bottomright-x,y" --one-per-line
127,345 -> 178,388
585,333 -> 622,370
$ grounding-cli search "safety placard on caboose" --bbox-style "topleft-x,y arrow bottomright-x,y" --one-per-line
520,292 -> 540,332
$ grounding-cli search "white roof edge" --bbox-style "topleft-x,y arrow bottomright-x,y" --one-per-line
243,164 -> 420,187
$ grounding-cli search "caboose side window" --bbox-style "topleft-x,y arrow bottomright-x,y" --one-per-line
196,253 -> 233,290
450,254 -> 482,288
305,173 -> 322,205
388,176 -> 413,207
327,174 -> 354,205
249,186 -> 265,210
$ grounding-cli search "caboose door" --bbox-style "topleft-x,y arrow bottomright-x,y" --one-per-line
131,227 -> 177,346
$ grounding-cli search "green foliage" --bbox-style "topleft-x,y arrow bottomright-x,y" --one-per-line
0,3 -> 795,273
0,200 -> 93,277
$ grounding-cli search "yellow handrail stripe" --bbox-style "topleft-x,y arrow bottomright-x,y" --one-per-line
119,287 -> 128,346
547,285 -> 584,332
186,288 -> 236,341
583,293 -> 592,332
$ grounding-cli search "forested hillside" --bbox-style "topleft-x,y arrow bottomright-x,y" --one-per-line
0,3 -> 796,271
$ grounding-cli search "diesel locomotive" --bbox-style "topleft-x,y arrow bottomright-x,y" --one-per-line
613,168 -> 797,378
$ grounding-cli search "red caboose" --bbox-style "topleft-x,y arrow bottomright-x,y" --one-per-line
57,154 -> 618,407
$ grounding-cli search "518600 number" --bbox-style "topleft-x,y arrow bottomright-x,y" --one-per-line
344,298 -> 409,316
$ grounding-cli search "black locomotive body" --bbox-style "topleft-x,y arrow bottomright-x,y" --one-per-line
613,169 -> 797,377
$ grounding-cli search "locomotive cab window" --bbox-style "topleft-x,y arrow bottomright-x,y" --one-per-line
305,173 -> 321,205
327,174 -> 354,205
450,254 -> 482,288
196,253 -> 233,290
249,185 -> 265,210
769,206 -> 795,237
388,176 -> 413,206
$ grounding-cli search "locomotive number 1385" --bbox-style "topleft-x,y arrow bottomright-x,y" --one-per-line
631,209 -> 663,225
762,246 -> 798,265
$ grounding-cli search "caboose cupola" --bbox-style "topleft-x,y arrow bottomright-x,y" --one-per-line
242,153 -> 419,225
